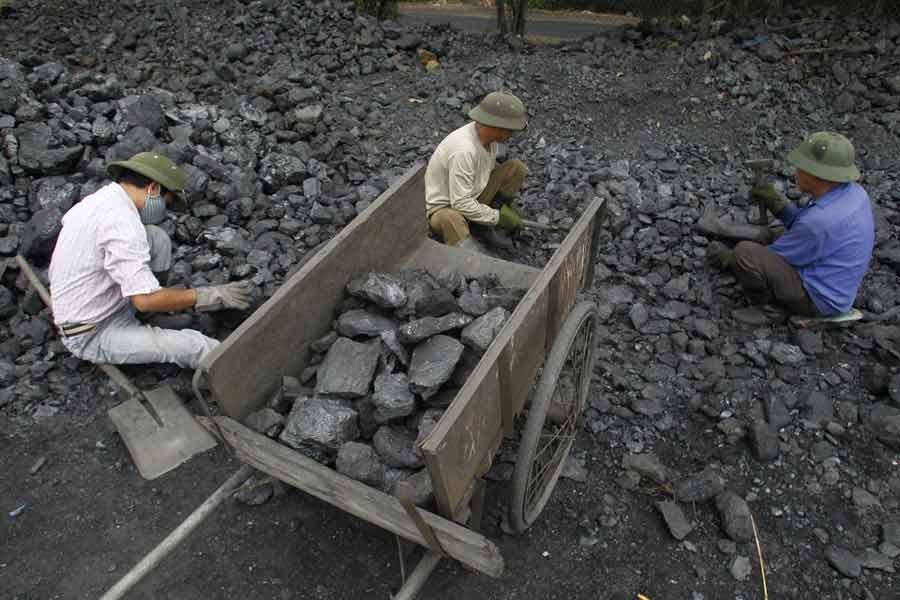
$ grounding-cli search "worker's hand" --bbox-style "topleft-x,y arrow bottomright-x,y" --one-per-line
496,204 -> 523,231
751,184 -> 786,215
195,280 -> 254,312
706,241 -> 735,270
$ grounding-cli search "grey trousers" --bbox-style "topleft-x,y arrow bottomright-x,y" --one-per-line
733,241 -> 821,317
61,226 -> 220,369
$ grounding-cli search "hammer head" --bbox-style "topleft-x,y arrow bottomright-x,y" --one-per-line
745,158 -> 775,172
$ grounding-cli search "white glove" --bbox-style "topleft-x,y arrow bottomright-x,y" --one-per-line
195,280 -> 254,312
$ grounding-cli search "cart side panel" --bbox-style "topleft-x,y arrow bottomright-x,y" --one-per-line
498,287 -> 549,431
546,218 -> 594,343
201,165 -> 427,420
422,356 -> 505,517
421,197 -> 606,517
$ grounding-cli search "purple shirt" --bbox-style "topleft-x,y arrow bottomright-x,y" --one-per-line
770,182 -> 874,315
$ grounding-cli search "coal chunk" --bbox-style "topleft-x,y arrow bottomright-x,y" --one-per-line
371,373 -> 416,423
391,469 -> 434,506
336,309 -> 398,338
315,338 -> 380,398
15,122 -> 83,175
748,420 -> 780,461
20,207 -> 63,259
259,152 -> 307,192
657,500 -> 693,540
346,272 -> 407,308
675,466 -> 726,502
715,491 -> 753,543
373,425 -> 423,468
825,546 -> 862,578
244,408 -> 285,437
408,335 -> 464,399
622,452 -> 669,484
416,288 -> 458,317
380,329 -> 410,367
279,396 -> 359,452
460,307 -> 508,353
397,312 -> 472,344
120,94 -> 167,134
336,441 -> 386,488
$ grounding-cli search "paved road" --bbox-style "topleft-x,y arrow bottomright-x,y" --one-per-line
398,3 -> 632,41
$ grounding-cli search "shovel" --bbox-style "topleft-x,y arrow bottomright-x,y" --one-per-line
16,255 -> 217,480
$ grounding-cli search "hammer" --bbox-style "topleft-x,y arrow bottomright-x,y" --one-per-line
521,218 -> 563,232
745,158 -> 775,225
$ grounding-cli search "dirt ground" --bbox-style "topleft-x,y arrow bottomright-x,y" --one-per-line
1,400 -> 754,600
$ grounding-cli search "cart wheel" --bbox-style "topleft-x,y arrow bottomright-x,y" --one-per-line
508,300 -> 598,534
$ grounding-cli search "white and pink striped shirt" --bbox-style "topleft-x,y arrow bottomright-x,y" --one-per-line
49,183 -> 161,325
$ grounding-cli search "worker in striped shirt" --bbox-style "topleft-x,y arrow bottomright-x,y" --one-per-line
48,152 -> 254,369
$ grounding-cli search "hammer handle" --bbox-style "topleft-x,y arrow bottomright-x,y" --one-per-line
752,171 -> 768,226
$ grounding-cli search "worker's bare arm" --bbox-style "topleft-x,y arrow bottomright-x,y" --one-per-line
130,288 -> 198,313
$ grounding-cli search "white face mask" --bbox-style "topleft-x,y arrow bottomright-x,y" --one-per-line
140,192 -> 167,225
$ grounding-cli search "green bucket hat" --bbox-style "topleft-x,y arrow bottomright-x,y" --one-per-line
787,131 -> 860,183
107,152 -> 188,211
468,91 -> 528,131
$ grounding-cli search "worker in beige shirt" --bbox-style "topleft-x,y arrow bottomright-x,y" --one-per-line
425,91 -> 528,249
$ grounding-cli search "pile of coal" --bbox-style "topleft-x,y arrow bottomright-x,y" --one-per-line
242,268 -> 525,506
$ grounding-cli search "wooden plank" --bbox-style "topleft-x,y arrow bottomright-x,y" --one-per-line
201,166 -> 427,420
422,359 -> 504,517
403,238 -> 539,289
393,552 -> 443,600
206,417 -> 505,578
397,484 -> 447,557
497,287 -> 549,431
420,198 -> 605,518
546,219 -> 593,345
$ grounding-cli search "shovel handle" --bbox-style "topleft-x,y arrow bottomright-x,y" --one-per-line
16,256 -> 143,400
15,255 -> 52,307
100,464 -> 254,600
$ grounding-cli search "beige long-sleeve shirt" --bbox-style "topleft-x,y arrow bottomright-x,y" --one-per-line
424,122 -> 499,225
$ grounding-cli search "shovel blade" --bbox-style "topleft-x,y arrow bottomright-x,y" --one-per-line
108,386 -> 217,480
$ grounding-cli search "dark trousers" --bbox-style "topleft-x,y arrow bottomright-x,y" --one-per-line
733,242 -> 821,317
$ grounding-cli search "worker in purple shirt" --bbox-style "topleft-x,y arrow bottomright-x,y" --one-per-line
708,131 -> 874,317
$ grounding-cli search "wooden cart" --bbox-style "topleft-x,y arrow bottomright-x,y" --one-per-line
102,164 -> 607,600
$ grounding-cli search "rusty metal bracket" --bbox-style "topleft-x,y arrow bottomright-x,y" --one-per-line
192,368 -> 232,456
396,481 -> 448,558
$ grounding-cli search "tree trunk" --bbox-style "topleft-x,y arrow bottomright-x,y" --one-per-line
512,0 -> 526,36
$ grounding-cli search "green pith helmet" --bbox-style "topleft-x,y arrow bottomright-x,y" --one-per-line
107,152 -> 188,211
467,90 -> 528,131
787,131 -> 860,183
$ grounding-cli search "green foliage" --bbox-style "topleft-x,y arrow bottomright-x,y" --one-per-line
580,0 -> 899,18
355,0 -> 397,20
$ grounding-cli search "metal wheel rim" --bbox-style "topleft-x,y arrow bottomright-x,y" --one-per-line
522,312 -> 595,524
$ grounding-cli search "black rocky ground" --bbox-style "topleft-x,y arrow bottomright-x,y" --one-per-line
1,1 -> 899,598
